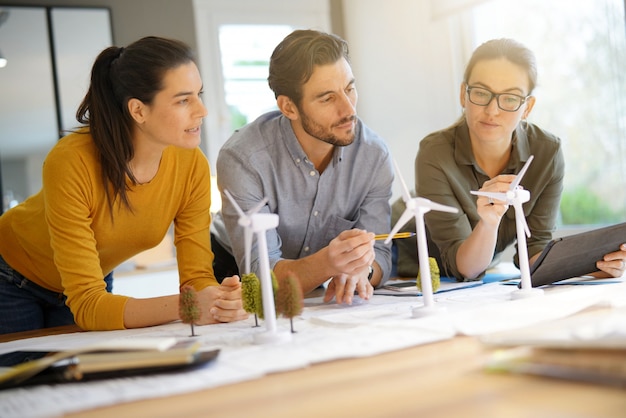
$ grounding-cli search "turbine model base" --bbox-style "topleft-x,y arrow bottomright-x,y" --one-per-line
253,329 -> 292,345
412,305 -> 447,318
510,287 -> 544,300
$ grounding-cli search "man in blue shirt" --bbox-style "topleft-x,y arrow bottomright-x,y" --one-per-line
211,29 -> 393,305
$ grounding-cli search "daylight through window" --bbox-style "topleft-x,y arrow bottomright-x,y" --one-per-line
472,0 -> 626,226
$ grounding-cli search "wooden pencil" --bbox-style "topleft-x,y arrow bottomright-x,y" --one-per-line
374,232 -> 416,241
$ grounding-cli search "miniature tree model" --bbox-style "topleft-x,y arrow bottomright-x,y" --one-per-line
179,285 -> 200,337
276,273 -> 304,333
416,257 -> 440,293
241,272 -> 261,327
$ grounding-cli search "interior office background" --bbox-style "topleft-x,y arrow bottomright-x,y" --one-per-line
1,0 -> 624,234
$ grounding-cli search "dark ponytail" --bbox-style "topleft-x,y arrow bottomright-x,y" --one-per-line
75,37 -> 196,217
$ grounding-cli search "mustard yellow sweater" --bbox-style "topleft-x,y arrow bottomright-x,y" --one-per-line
0,132 -> 217,330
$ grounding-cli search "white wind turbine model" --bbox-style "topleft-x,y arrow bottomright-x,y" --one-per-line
386,161 -> 458,317
470,155 -> 543,299
224,190 -> 291,344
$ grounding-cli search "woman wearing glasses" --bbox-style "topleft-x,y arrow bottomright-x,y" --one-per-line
407,38 -> 626,282
416,37 -> 559,282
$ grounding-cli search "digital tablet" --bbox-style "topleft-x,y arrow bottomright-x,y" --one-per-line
529,221 -> 626,288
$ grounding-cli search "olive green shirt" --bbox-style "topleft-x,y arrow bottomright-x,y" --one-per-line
395,119 -> 564,281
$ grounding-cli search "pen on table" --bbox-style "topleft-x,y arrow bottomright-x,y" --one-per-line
374,232 -> 416,241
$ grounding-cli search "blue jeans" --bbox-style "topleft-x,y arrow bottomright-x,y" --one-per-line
0,255 -> 113,335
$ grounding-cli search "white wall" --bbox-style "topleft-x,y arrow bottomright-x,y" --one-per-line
341,0 -> 472,199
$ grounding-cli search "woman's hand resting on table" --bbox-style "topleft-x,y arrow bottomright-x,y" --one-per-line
196,276 -> 248,324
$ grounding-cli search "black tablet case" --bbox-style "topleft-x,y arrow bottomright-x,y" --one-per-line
529,221 -> 626,287
0,349 -> 220,390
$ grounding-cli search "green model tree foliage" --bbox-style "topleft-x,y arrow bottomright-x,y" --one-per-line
241,272 -> 261,327
241,271 -> 279,321
276,272 -> 304,333
242,271 -> 303,332
179,285 -> 200,337
416,257 -> 441,293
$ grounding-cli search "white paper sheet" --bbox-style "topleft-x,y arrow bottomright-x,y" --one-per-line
1,274 -> 624,418
481,305 -> 626,349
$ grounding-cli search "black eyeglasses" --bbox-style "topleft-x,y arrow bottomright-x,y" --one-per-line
465,86 -> 529,112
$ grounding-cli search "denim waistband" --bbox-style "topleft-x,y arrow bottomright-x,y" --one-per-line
0,254 -> 65,300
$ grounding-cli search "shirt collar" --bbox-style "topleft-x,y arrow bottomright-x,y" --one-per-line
279,114 -> 308,165
279,113 -> 346,167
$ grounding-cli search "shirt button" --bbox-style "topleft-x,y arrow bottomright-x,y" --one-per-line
309,170 -> 316,176
296,158 -> 301,163
304,246 -> 310,252
313,211 -> 319,216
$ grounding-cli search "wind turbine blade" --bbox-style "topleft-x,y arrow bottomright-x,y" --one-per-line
425,200 -> 459,214
223,189 -> 246,219
509,155 -> 534,191
385,208 -> 414,244
521,215 -> 531,238
393,159 -> 412,203
247,197 -> 268,216
513,201 -> 531,237
244,228 -> 252,274
470,190 -> 507,201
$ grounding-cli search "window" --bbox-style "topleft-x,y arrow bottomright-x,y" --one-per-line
471,0 -> 626,226
192,0 -> 331,171
218,25 -> 293,132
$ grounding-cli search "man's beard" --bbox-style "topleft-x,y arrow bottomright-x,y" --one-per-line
299,108 -> 356,147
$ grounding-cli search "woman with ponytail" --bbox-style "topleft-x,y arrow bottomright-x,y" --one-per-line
0,36 -> 247,337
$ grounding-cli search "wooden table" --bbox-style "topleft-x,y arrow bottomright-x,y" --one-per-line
2,324 -> 624,417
